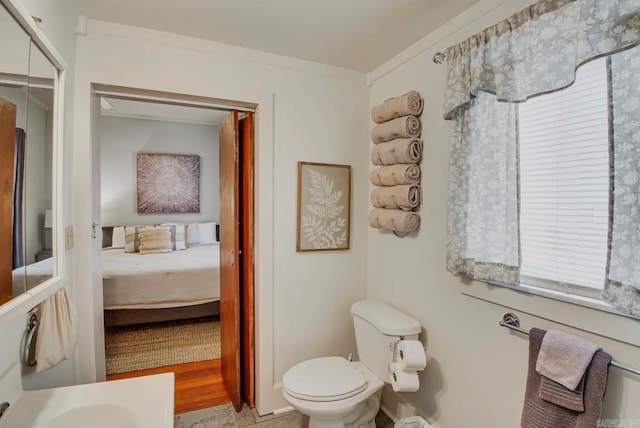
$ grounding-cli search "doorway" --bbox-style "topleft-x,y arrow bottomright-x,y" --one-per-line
89,86 -> 255,414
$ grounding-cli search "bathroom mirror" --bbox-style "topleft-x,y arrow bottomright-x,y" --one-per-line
0,0 -> 63,307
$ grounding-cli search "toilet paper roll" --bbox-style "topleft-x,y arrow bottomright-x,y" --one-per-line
397,340 -> 427,371
389,362 -> 419,392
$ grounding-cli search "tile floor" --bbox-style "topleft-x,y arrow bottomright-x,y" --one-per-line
175,403 -> 395,428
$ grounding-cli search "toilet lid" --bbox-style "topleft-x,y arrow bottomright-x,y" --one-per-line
283,357 -> 367,402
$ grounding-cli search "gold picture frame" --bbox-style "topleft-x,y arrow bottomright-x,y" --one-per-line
296,161 -> 351,252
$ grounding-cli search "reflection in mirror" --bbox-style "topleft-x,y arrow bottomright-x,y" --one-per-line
0,1 -> 30,304
0,3 -> 57,306
23,41 -> 55,290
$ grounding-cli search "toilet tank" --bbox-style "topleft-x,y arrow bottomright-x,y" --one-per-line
351,300 -> 421,383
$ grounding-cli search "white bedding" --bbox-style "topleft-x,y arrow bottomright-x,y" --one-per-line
102,244 -> 220,310
12,257 -> 54,296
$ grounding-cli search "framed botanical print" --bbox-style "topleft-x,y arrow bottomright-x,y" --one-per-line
296,161 -> 351,252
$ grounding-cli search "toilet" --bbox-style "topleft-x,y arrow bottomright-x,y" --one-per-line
282,300 -> 421,428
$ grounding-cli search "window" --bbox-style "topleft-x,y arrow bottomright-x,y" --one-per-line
519,58 -> 610,299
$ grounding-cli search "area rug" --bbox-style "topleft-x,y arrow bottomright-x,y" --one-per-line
105,317 -> 221,375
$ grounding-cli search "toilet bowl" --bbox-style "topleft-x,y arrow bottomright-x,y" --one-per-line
282,300 -> 422,428
282,358 -> 383,428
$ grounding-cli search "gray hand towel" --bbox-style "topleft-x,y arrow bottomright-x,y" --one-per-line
536,329 -> 600,390
371,138 -> 423,166
370,164 -> 421,186
371,90 -> 424,124
371,116 -> 421,144
521,328 -> 612,428
368,208 -> 420,233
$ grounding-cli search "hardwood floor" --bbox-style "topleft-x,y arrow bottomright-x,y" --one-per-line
107,359 -> 230,414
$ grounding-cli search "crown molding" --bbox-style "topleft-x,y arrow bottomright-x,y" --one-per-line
82,19 -> 367,83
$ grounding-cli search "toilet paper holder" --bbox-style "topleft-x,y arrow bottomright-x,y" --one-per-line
389,339 -> 426,376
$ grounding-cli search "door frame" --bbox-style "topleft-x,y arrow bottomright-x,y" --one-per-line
75,82 -> 278,413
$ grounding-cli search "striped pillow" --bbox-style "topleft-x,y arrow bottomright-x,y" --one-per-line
138,227 -> 172,254
161,223 -> 187,251
124,226 -> 141,253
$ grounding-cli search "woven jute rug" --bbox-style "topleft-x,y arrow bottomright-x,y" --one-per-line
105,317 -> 221,375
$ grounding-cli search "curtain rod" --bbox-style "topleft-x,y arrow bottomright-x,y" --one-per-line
499,313 -> 640,377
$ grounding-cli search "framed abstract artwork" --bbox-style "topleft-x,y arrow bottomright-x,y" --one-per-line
136,152 -> 201,213
296,161 -> 351,252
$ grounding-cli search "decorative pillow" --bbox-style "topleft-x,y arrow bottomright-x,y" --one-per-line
124,226 -> 140,253
197,222 -> 218,245
161,223 -> 187,251
187,223 -> 201,247
138,227 -> 172,254
112,226 -> 126,248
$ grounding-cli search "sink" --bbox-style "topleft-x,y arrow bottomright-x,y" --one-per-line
0,373 -> 174,428
37,404 -> 137,428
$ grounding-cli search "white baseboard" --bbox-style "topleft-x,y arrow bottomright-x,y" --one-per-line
273,406 -> 295,415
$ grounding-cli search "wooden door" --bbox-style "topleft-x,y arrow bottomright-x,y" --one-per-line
219,110 -> 241,411
239,113 -> 255,407
0,98 -> 17,305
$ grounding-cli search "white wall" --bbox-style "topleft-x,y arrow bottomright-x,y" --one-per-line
100,116 -> 219,226
0,0 -> 79,398
366,0 -> 640,426
72,20 -> 370,413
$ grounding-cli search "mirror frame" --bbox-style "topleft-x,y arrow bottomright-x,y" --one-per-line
0,0 -> 66,314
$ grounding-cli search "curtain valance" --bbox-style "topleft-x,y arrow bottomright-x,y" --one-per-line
443,0 -> 640,119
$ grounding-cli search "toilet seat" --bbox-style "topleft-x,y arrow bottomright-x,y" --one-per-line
282,357 -> 367,402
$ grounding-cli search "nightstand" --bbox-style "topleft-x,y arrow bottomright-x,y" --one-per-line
35,250 -> 53,262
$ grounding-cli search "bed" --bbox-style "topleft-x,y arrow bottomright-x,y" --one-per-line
15,244 -> 221,327
103,244 -> 220,326
12,257 -> 54,296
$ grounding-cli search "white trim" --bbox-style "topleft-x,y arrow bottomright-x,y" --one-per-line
0,0 -> 67,71
93,88 -> 255,112
461,280 -> 640,348
74,81 -> 279,413
272,406 -> 295,415
83,19 -> 365,83
0,0 -> 67,318
505,281 -> 639,321
100,111 -> 221,127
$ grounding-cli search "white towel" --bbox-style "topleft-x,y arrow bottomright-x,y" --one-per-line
36,287 -> 77,372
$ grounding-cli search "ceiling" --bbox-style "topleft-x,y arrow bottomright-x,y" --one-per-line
101,98 -> 229,125
68,0 -> 479,72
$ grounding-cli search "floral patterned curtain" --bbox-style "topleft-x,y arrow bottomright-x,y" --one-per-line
444,0 -> 640,119
446,93 -> 520,286
603,47 -> 640,316
444,0 -> 640,293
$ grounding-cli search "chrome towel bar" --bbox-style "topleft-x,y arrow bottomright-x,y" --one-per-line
500,313 -> 640,377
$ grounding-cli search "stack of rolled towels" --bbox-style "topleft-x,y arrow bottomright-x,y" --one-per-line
369,90 -> 423,234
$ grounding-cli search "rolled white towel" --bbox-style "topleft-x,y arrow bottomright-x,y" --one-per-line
371,116 -> 421,144
370,164 -> 421,186
368,208 -> 420,233
371,185 -> 422,211
371,138 -> 423,166
371,90 -> 423,124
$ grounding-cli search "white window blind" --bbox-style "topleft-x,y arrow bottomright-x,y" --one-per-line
519,58 -> 610,298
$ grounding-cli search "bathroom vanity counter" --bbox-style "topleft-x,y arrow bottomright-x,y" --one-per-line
0,372 -> 174,428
